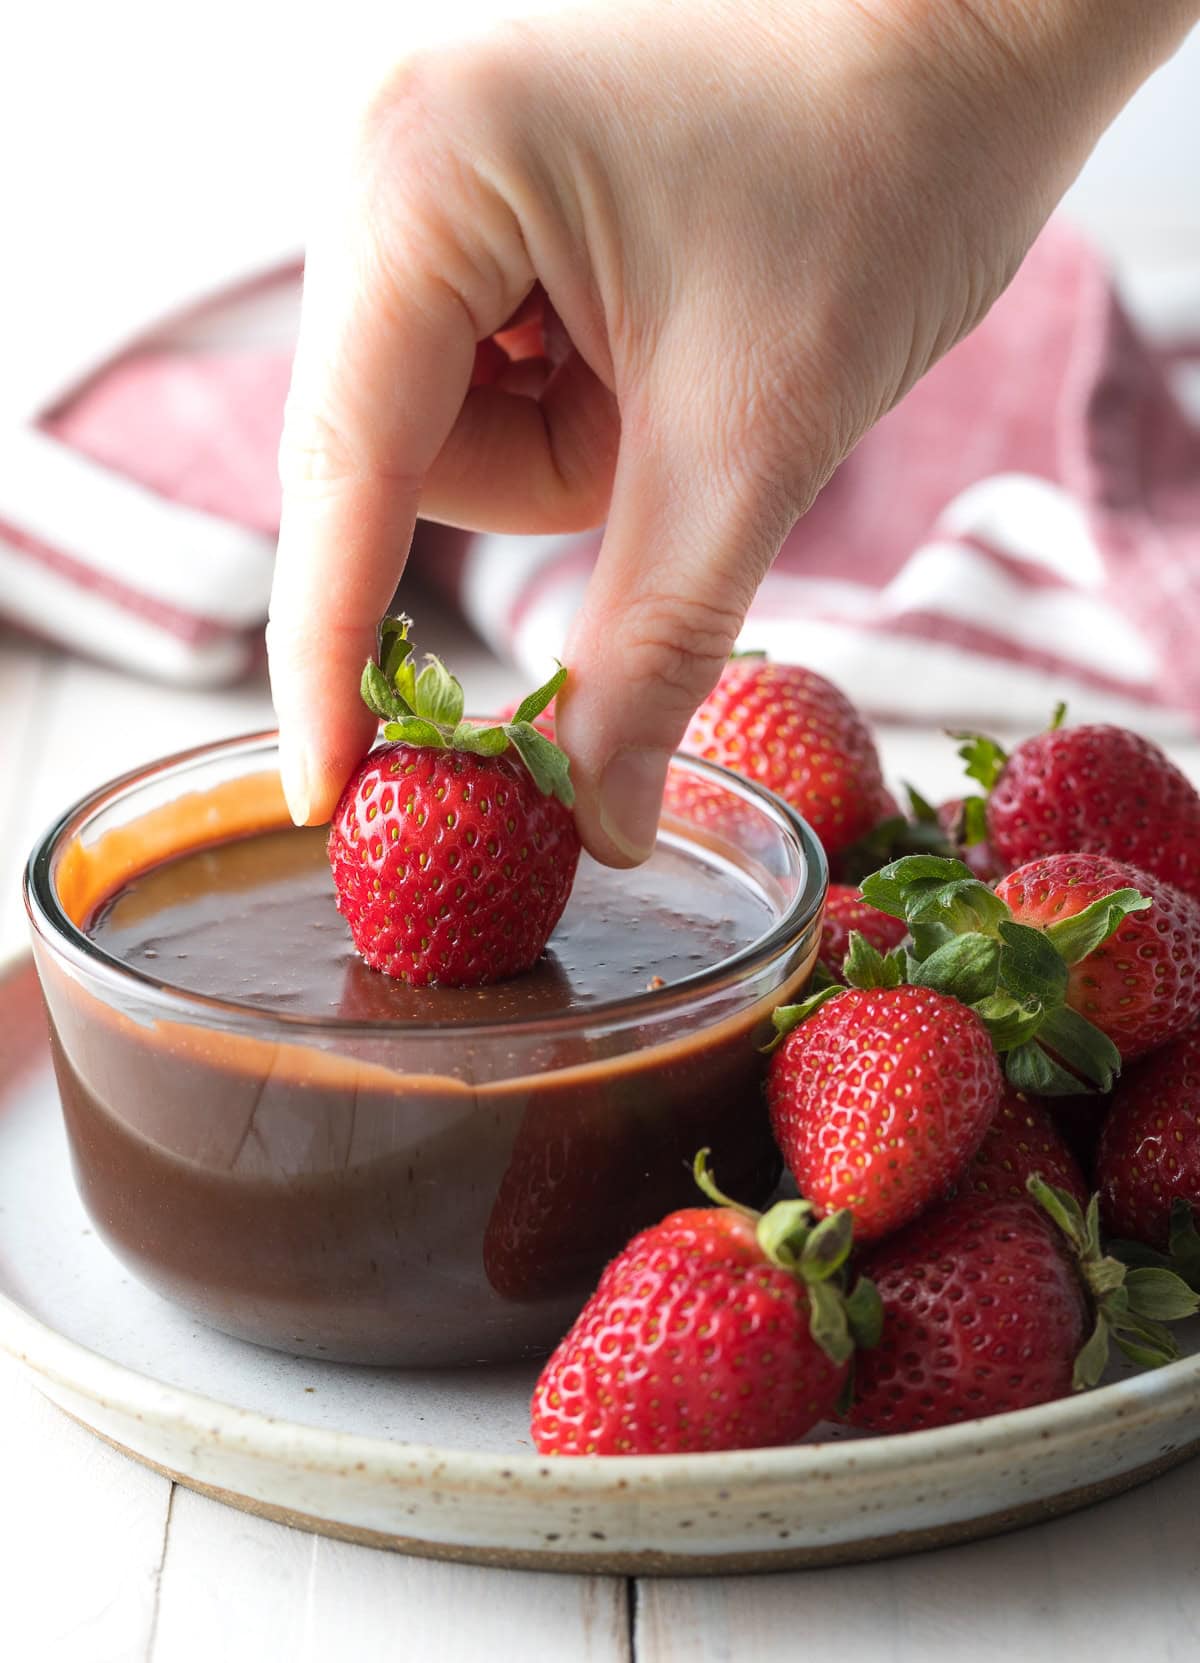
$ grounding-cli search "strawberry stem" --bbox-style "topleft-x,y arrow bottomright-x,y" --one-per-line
359,616 -> 576,807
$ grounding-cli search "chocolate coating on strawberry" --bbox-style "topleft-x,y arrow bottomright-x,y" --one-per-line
327,617 -> 580,987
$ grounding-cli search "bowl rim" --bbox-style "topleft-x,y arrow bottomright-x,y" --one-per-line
23,728 -> 828,1040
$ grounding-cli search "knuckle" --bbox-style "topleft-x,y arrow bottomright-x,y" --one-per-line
277,402 -> 421,502
620,591 -> 746,717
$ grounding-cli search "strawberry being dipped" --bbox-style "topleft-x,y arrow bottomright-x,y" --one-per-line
680,656 -> 897,864
327,616 -> 580,988
848,1180 -> 1198,1433
953,711 -> 1200,901
530,1154 -> 880,1455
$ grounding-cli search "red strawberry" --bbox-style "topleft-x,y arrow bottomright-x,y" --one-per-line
860,851 -> 1200,1094
530,1157 -> 880,1455
956,716 -> 1200,902
1097,1024 -> 1200,1250
997,854 -> 1200,1061
848,1179 -> 1197,1432
680,657 -> 896,860
768,985 -> 1004,1242
967,1089 -> 1088,1207
848,1194 -> 1087,1430
327,616 -> 580,987
816,884 -> 908,979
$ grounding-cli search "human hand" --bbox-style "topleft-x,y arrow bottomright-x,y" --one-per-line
267,0 -> 1196,864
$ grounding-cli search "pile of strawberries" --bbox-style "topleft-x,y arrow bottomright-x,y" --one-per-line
530,661 -> 1200,1457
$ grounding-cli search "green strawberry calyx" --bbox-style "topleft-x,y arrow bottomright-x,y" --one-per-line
691,1150 -> 882,1366
360,615 -> 574,807
949,702 -> 1066,845
1028,1177 -> 1200,1388
1110,1200 -> 1200,1292
858,855 -> 1151,1095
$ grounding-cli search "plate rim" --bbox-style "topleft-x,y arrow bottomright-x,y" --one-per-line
4,944 -> 1200,1502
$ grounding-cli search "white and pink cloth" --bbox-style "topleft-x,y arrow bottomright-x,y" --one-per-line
5,225 -> 1200,733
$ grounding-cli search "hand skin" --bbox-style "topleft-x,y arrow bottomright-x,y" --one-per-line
268,0 -> 1198,865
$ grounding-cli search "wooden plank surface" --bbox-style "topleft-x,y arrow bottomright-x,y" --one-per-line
636,1456 -> 1200,1663
151,1488 -> 629,1663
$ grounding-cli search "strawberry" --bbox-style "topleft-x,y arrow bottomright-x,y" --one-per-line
967,1089 -> 1088,1207
767,982 -> 1004,1242
997,855 -> 1200,1062
327,616 -> 580,987
680,656 -> 896,861
848,1179 -> 1198,1432
1097,1025 -> 1200,1250
859,851 -> 1200,1093
954,711 -> 1200,901
816,884 -> 908,979
530,1154 -> 880,1455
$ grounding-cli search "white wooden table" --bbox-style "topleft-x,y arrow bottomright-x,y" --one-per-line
4,606 -> 1200,1662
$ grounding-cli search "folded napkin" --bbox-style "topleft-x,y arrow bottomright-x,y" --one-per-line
7,225 -> 1200,733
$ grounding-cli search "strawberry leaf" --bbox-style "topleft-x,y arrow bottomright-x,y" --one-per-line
952,730 -> 1009,792
1005,1041 -> 1086,1096
451,723 -> 510,756
1037,1006 -> 1121,1092
996,920 -> 1069,1005
504,723 -> 575,807
904,782 -> 939,824
511,663 -> 567,727
908,932 -> 1000,1005
382,716 -> 448,748
960,794 -> 989,847
1043,888 -> 1152,966
972,992 -> 1044,1052
844,1276 -> 884,1350
379,613 -> 414,684
1072,1315 -> 1112,1390
361,659 -> 412,723
805,1279 -> 854,1368
797,1210 -> 854,1281
754,1197 -> 819,1266
1123,1267 -> 1200,1323
842,932 -> 905,990
763,986 -> 844,1051
414,657 -> 465,728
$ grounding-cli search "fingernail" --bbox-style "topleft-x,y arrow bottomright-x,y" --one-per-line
279,741 -> 311,827
598,748 -> 671,863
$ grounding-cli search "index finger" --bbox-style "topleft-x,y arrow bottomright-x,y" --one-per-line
267,114 -> 528,824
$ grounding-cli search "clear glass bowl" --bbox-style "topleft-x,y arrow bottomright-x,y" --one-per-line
25,732 -> 826,1366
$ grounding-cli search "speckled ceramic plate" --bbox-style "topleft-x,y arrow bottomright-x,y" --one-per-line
2,950 -> 1199,1574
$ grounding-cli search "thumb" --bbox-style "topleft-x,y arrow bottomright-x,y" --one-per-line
558,390 -> 799,867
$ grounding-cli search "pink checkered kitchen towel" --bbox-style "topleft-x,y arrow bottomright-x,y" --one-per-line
7,224 -> 1200,732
